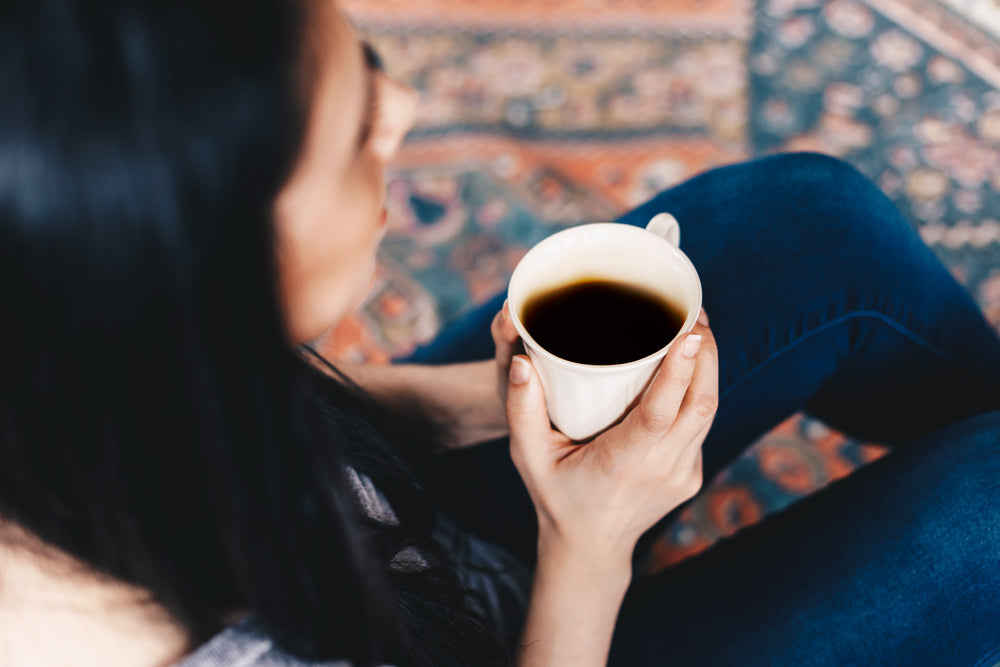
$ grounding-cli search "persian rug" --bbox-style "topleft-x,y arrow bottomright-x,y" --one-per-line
323,0 -> 1000,573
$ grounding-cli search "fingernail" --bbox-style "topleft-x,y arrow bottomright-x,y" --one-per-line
682,334 -> 703,358
510,356 -> 531,385
697,309 -> 709,326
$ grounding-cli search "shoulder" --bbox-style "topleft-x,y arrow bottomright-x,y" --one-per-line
174,616 -> 394,667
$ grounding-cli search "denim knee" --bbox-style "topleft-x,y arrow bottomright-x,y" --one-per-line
731,153 -> 940,302
622,151 -> 957,331
632,152 -> 917,258
728,153 -> 922,261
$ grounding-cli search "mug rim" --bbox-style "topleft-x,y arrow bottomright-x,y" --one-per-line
506,222 -> 703,372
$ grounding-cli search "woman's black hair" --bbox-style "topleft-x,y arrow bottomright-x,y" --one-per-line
0,0 -> 507,665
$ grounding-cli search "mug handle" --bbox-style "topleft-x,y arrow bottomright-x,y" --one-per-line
645,212 -> 681,246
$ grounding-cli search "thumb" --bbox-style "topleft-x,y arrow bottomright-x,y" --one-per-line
505,355 -> 553,447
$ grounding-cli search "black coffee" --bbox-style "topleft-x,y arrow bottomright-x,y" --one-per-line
522,279 -> 685,365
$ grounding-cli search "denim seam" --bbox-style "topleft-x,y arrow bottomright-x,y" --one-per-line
720,310 -> 966,401
973,646 -> 1000,667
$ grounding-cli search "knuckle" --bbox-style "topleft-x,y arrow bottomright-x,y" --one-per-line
662,373 -> 691,391
691,394 -> 719,421
696,335 -> 719,359
699,331 -> 718,349
637,404 -> 673,434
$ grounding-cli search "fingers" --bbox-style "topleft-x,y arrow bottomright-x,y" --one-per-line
619,329 -> 703,444
493,300 -> 522,405
645,319 -> 715,497
671,320 -> 720,443
492,299 -> 519,369
490,300 -> 519,346
616,315 -> 719,457
505,355 -> 557,469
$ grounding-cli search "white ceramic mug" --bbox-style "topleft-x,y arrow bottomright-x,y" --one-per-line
507,213 -> 703,441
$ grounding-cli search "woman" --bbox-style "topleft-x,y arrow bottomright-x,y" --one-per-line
1,1 -> 998,666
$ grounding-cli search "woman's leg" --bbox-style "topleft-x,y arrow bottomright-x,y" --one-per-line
403,152 -> 1000,565
618,152 -> 1000,481
608,154 -> 1000,664
609,410 -> 1000,667
400,290 -> 507,365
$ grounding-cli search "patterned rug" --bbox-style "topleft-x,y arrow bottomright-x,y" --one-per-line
322,0 -> 1000,574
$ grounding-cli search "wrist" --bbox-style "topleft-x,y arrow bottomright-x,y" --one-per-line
536,530 -> 634,592
520,534 -> 632,667
336,361 -> 508,448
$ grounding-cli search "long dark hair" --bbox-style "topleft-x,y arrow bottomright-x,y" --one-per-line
0,0 -> 506,664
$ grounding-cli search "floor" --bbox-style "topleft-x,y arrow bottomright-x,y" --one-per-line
322,0 -> 1000,573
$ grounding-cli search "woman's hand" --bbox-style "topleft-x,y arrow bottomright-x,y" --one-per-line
490,299 -> 522,409
505,312 -> 718,565
510,311 -> 717,666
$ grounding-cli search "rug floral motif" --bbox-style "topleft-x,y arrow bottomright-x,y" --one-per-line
323,0 -> 1000,573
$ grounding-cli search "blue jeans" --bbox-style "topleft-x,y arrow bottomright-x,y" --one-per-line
401,153 -> 1000,665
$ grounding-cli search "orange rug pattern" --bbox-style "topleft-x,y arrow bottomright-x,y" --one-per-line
323,0 -> 1000,573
